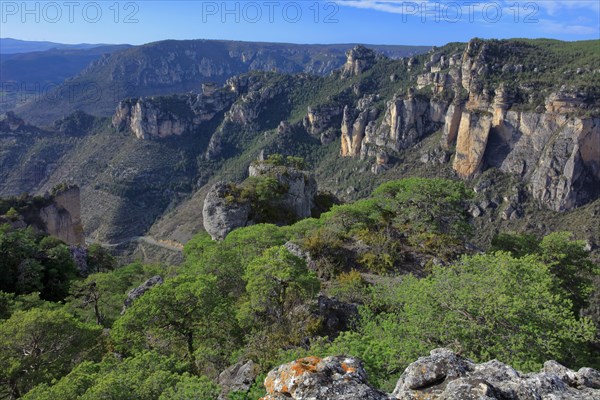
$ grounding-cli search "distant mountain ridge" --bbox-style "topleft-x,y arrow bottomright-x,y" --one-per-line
0,38 -> 121,54
0,44 -> 132,113
11,39 -> 430,125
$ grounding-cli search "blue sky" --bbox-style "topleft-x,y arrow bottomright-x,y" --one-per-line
1,1 -> 599,46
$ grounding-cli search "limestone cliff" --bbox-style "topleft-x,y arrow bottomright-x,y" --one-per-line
39,186 -> 85,246
452,111 -> 492,177
340,95 -> 379,157
335,38 -> 600,211
112,84 -> 237,139
204,75 -> 285,160
261,349 -> 600,400
359,92 -> 448,158
303,104 -> 342,144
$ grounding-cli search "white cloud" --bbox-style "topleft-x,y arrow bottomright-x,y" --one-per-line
538,19 -> 598,35
337,0 -> 600,16
335,0 -> 599,36
537,1 -> 600,16
335,0 -> 422,15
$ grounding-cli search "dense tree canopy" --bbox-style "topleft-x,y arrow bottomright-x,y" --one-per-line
1,178 -> 598,398
0,308 -> 101,398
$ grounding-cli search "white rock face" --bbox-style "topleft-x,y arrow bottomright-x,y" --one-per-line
202,182 -> 251,241
40,186 -> 85,246
112,88 -> 236,140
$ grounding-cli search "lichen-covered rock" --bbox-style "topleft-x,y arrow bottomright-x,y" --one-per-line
263,349 -> 600,400
393,348 -> 474,393
202,181 -> 251,241
261,356 -> 390,400
392,348 -> 600,400
121,275 -> 163,313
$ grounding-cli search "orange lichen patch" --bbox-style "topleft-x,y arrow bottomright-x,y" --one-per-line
292,356 -> 322,374
264,376 -> 276,394
341,362 -> 357,374
263,357 -> 322,397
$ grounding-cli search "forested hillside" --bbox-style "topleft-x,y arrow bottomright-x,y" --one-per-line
1,176 -> 598,398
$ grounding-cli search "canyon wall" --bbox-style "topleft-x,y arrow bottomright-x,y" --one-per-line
338,42 -> 600,212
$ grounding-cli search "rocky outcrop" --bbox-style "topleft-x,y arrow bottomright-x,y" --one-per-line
203,162 -> 318,240
261,349 -> 600,400
204,75 -> 284,160
483,107 -> 600,211
248,162 -> 318,219
202,181 -> 251,241
335,37 -> 599,211
284,241 -> 316,270
342,45 -> 379,77
0,111 -> 27,132
393,348 -> 600,400
218,360 -> 258,399
113,95 -> 198,139
262,356 -> 388,400
112,84 -> 236,140
70,246 -> 89,276
528,117 -> 600,211
340,95 -> 380,157
315,295 -> 359,338
440,100 -> 463,148
546,91 -> 588,114
121,275 -> 163,314
40,185 -> 85,246
303,104 -> 342,144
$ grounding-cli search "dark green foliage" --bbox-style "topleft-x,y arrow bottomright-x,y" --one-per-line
22,352 -> 219,400
259,154 -> 308,170
0,224 -> 77,301
85,243 -> 116,274
325,252 -> 596,391
373,177 -> 472,237
240,246 -> 320,328
0,308 -> 101,398
492,231 -> 598,315
238,246 -> 321,368
66,262 -> 164,327
111,274 -> 239,376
